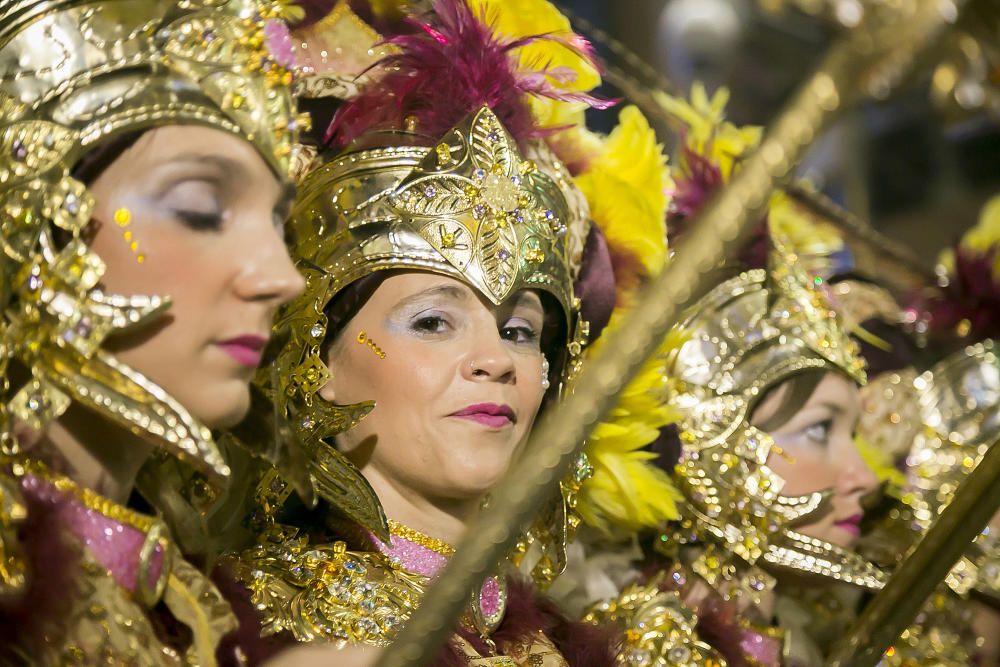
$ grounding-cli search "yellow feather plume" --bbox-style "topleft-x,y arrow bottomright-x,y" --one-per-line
470,0 -> 600,130
940,194 -> 1000,278
655,83 -> 761,180
575,315 -> 687,536
575,106 -> 673,277
855,433 -> 906,492
572,104 -> 684,536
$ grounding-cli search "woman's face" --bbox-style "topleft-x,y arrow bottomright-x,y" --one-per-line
88,126 -> 304,428
321,272 -> 549,504
753,372 -> 878,548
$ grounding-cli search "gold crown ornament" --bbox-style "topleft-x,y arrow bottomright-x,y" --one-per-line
256,106 -> 591,541
660,240 -> 886,597
0,0 -> 307,482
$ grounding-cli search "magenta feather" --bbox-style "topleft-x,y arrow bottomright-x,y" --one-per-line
668,144 -> 769,269
326,0 -> 611,148
924,245 -> 1000,342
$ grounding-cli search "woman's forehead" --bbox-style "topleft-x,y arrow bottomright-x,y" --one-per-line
376,272 -> 543,310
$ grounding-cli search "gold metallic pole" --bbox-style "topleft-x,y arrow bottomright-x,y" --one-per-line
377,2 -> 963,665
827,434 -> 1000,666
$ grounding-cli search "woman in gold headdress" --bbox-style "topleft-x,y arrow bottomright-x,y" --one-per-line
0,1 -> 307,663
225,1 -> 633,665
577,87 -> 888,666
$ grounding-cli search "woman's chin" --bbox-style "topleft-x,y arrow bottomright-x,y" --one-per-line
182,381 -> 251,429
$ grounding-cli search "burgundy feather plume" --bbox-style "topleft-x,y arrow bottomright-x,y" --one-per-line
667,144 -> 769,269
923,245 -> 1000,343
326,0 -> 612,148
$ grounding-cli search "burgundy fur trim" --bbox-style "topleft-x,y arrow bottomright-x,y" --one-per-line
0,484 -> 82,662
436,576 -> 614,666
212,563 -> 295,666
924,245 -> 1000,343
575,225 -> 617,342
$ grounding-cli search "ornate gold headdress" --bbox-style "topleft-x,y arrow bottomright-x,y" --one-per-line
662,239 -> 884,595
256,106 -> 590,538
0,0 -> 305,482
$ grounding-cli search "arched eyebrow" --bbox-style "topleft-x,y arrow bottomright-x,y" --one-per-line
161,153 -> 294,216
392,284 -> 469,309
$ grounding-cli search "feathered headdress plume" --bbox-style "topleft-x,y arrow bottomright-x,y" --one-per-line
573,105 -> 685,536
657,83 -> 843,271
925,194 -> 1000,342
326,0 -> 613,147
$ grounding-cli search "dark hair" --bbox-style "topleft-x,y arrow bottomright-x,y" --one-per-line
750,370 -> 826,432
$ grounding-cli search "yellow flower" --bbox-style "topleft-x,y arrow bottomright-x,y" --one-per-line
575,106 -> 672,277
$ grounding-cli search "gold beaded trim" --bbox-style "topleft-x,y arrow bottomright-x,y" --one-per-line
388,519 -> 456,557
11,458 -> 158,533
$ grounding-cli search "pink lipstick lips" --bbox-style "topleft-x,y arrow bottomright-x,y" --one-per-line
451,403 -> 516,429
217,335 -> 267,368
834,514 -> 863,538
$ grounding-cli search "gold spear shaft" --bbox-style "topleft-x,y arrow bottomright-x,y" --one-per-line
377,2 -> 963,664
827,432 -> 1000,666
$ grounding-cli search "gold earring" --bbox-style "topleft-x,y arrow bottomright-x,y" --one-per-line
356,331 -> 386,359
113,207 -> 145,263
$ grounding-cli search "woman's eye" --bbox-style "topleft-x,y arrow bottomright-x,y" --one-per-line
500,325 -> 539,345
803,419 -> 833,444
412,315 -> 450,334
164,180 -> 224,231
175,210 -> 224,231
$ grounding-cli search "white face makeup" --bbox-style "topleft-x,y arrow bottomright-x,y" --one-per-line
321,272 -> 550,505
89,125 -> 304,429
753,371 -> 880,548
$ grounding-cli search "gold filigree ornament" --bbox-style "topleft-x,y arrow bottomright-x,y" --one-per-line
0,0 -> 308,492
259,106 -> 590,560
584,572 -> 727,666
660,239 -> 886,598
904,339 -> 1000,602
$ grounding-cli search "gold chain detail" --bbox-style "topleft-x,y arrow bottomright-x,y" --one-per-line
388,519 -> 456,557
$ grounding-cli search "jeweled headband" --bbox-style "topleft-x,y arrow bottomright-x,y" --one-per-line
0,0 -> 304,482
255,106 -> 590,536
664,240 -> 883,593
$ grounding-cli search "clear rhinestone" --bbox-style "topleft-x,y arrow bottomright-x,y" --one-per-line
310,323 -> 324,339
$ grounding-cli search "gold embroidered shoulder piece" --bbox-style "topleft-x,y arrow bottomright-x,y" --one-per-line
584,573 -> 727,666
230,527 -> 426,645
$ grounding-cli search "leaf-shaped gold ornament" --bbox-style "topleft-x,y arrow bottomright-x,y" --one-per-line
477,217 -> 518,302
394,175 -> 474,217
469,108 -> 515,179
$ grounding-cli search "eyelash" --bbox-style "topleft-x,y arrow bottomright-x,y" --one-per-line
409,315 -> 539,344
803,418 -> 833,444
174,209 -> 224,231
501,325 -> 539,344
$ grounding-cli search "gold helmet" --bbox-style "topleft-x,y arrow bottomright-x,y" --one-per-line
663,240 -> 885,594
0,0 -> 305,482
256,106 -> 591,538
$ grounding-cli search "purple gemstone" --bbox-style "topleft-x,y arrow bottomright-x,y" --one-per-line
11,140 -> 27,160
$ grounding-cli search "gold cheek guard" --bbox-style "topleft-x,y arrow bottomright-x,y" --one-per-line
0,0 -> 306,482
254,107 -> 590,544
662,242 -> 884,595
